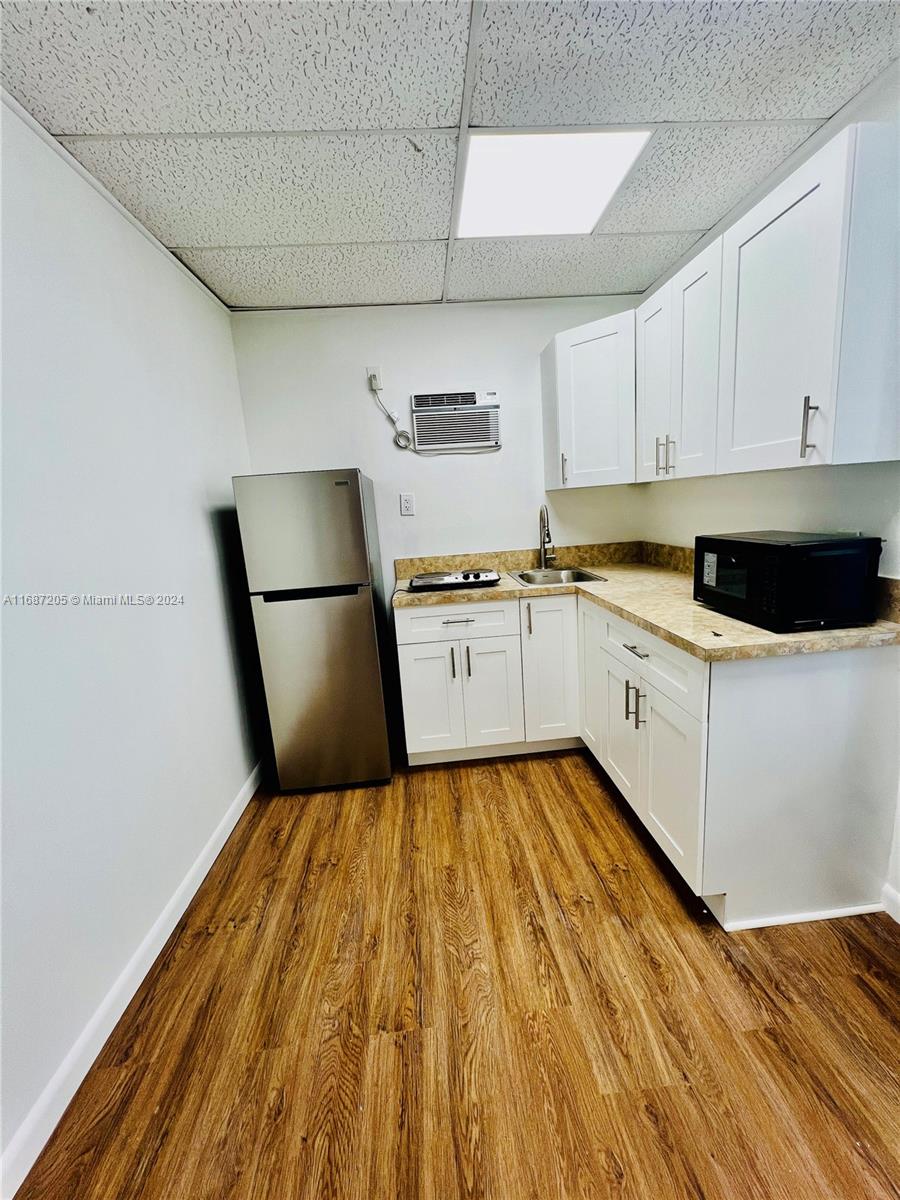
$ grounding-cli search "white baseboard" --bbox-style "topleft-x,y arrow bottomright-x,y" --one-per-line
408,737 -> 581,766
0,763 -> 260,1200
882,882 -> 900,924
722,902 -> 884,932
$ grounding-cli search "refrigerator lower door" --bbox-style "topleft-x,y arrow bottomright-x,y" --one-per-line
250,585 -> 390,789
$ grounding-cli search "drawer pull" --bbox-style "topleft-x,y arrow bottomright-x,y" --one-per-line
442,617 -> 475,625
624,643 -> 650,660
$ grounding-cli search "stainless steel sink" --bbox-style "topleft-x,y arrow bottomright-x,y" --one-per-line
511,568 -> 607,586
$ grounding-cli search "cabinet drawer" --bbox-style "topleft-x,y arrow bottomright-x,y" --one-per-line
600,612 -> 708,720
395,599 -> 520,645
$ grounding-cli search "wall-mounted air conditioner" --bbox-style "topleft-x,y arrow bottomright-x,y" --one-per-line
410,391 -> 500,452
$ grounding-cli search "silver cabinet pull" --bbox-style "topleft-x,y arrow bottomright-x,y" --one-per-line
624,643 -> 650,660
561,451 -> 568,485
466,644 -> 472,677
624,680 -> 635,720
634,689 -> 646,730
527,601 -> 533,635
665,436 -> 676,475
655,437 -> 665,476
800,395 -> 818,459
450,645 -> 456,679
442,617 -> 475,625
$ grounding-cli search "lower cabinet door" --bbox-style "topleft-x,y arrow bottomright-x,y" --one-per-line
521,594 -> 580,740
461,635 -> 525,747
579,599 -> 605,760
598,647 -> 642,812
397,640 -> 466,755
639,682 -> 705,891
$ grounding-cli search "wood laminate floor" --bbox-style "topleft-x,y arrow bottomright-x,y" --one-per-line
18,751 -> 900,1199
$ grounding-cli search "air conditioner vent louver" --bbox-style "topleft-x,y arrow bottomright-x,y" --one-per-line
410,391 -> 500,451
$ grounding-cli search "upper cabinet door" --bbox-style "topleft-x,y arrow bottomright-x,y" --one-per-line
669,239 -> 722,480
554,311 -> 636,488
635,286 -> 672,482
716,130 -> 853,475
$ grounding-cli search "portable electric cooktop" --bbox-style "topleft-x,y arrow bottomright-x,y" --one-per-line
408,569 -> 501,592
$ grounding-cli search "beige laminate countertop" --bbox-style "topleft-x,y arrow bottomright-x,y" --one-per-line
393,564 -> 900,663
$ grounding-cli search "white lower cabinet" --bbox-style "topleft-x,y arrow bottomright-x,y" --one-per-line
461,635 -> 525,747
640,683 -> 705,891
580,597 -> 706,891
397,640 -> 467,755
521,595 -> 580,741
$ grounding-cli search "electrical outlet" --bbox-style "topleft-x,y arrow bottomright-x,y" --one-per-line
366,365 -> 383,391
400,492 -> 415,516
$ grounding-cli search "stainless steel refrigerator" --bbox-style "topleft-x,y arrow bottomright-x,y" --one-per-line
233,469 -> 391,790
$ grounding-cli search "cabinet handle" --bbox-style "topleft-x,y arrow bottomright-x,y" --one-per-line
466,644 -> 472,677
800,395 -> 819,459
655,437 -> 665,476
623,643 -> 650,660
665,437 -> 676,475
624,680 -> 635,720
527,602 -> 533,635
634,689 -> 646,730
561,452 -> 568,485
450,645 -> 456,679
442,617 -> 475,625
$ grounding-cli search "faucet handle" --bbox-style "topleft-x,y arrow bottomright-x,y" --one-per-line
545,548 -> 558,564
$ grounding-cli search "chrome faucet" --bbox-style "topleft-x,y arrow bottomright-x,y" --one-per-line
539,504 -> 557,569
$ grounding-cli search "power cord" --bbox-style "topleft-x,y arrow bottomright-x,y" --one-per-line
367,374 -> 500,456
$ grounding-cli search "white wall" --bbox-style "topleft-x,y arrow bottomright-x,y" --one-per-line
231,297 -> 643,592
638,461 -> 900,577
1,103 -> 255,1190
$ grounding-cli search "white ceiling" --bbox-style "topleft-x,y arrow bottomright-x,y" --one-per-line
2,1 -> 897,309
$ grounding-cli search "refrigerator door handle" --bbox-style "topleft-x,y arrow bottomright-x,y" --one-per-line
260,583 -> 366,602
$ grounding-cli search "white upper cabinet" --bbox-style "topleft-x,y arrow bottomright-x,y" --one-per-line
668,240 -> 722,479
636,239 -> 722,483
717,124 -> 898,474
541,310 -> 636,488
635,289 -> 672,481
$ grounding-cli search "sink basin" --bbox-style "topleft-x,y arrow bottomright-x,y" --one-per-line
511,568 -> 607,586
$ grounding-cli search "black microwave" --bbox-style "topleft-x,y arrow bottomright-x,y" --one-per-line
693,531 -> 882,633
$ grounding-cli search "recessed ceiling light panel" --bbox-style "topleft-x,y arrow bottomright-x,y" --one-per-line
457,130 -> 652,239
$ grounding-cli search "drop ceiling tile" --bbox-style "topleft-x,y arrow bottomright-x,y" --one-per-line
447,233 -> 701,301
175,242 -> 447,308
0,0 -> 469,134
597,122 -> 821,233
471,1 -> 900,126
59,133 -> 457,246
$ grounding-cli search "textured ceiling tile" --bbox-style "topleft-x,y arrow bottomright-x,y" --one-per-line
60,133 -> 457,246
447,233 -> 701,301
471,1 -> 900,125
597,122 -> 821,233
0,0 -> 469,133
175,242 -> 447,308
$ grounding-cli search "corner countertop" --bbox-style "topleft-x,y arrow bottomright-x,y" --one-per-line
392,564 -> 900,663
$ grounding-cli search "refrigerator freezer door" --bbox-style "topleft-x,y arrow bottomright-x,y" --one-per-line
234,470 -> 370,593
250,586 -> 390,789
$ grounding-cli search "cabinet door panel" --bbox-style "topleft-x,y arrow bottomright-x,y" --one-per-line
398,641 -> 466,755
639,683 -> 705,892
669,239 -> 721,480
579,599 -> 604,760
557,311 -> 636,487
717,131 -> 852,474
461,635 -> 525,747
636,287 -> 672,481
598,647 -> 642,813
521,595 -> 579,741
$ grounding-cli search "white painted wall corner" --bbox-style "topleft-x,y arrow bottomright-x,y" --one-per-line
0,764 -> 260,1200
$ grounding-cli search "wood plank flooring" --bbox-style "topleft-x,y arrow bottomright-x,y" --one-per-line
17,751 -> 900,1199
